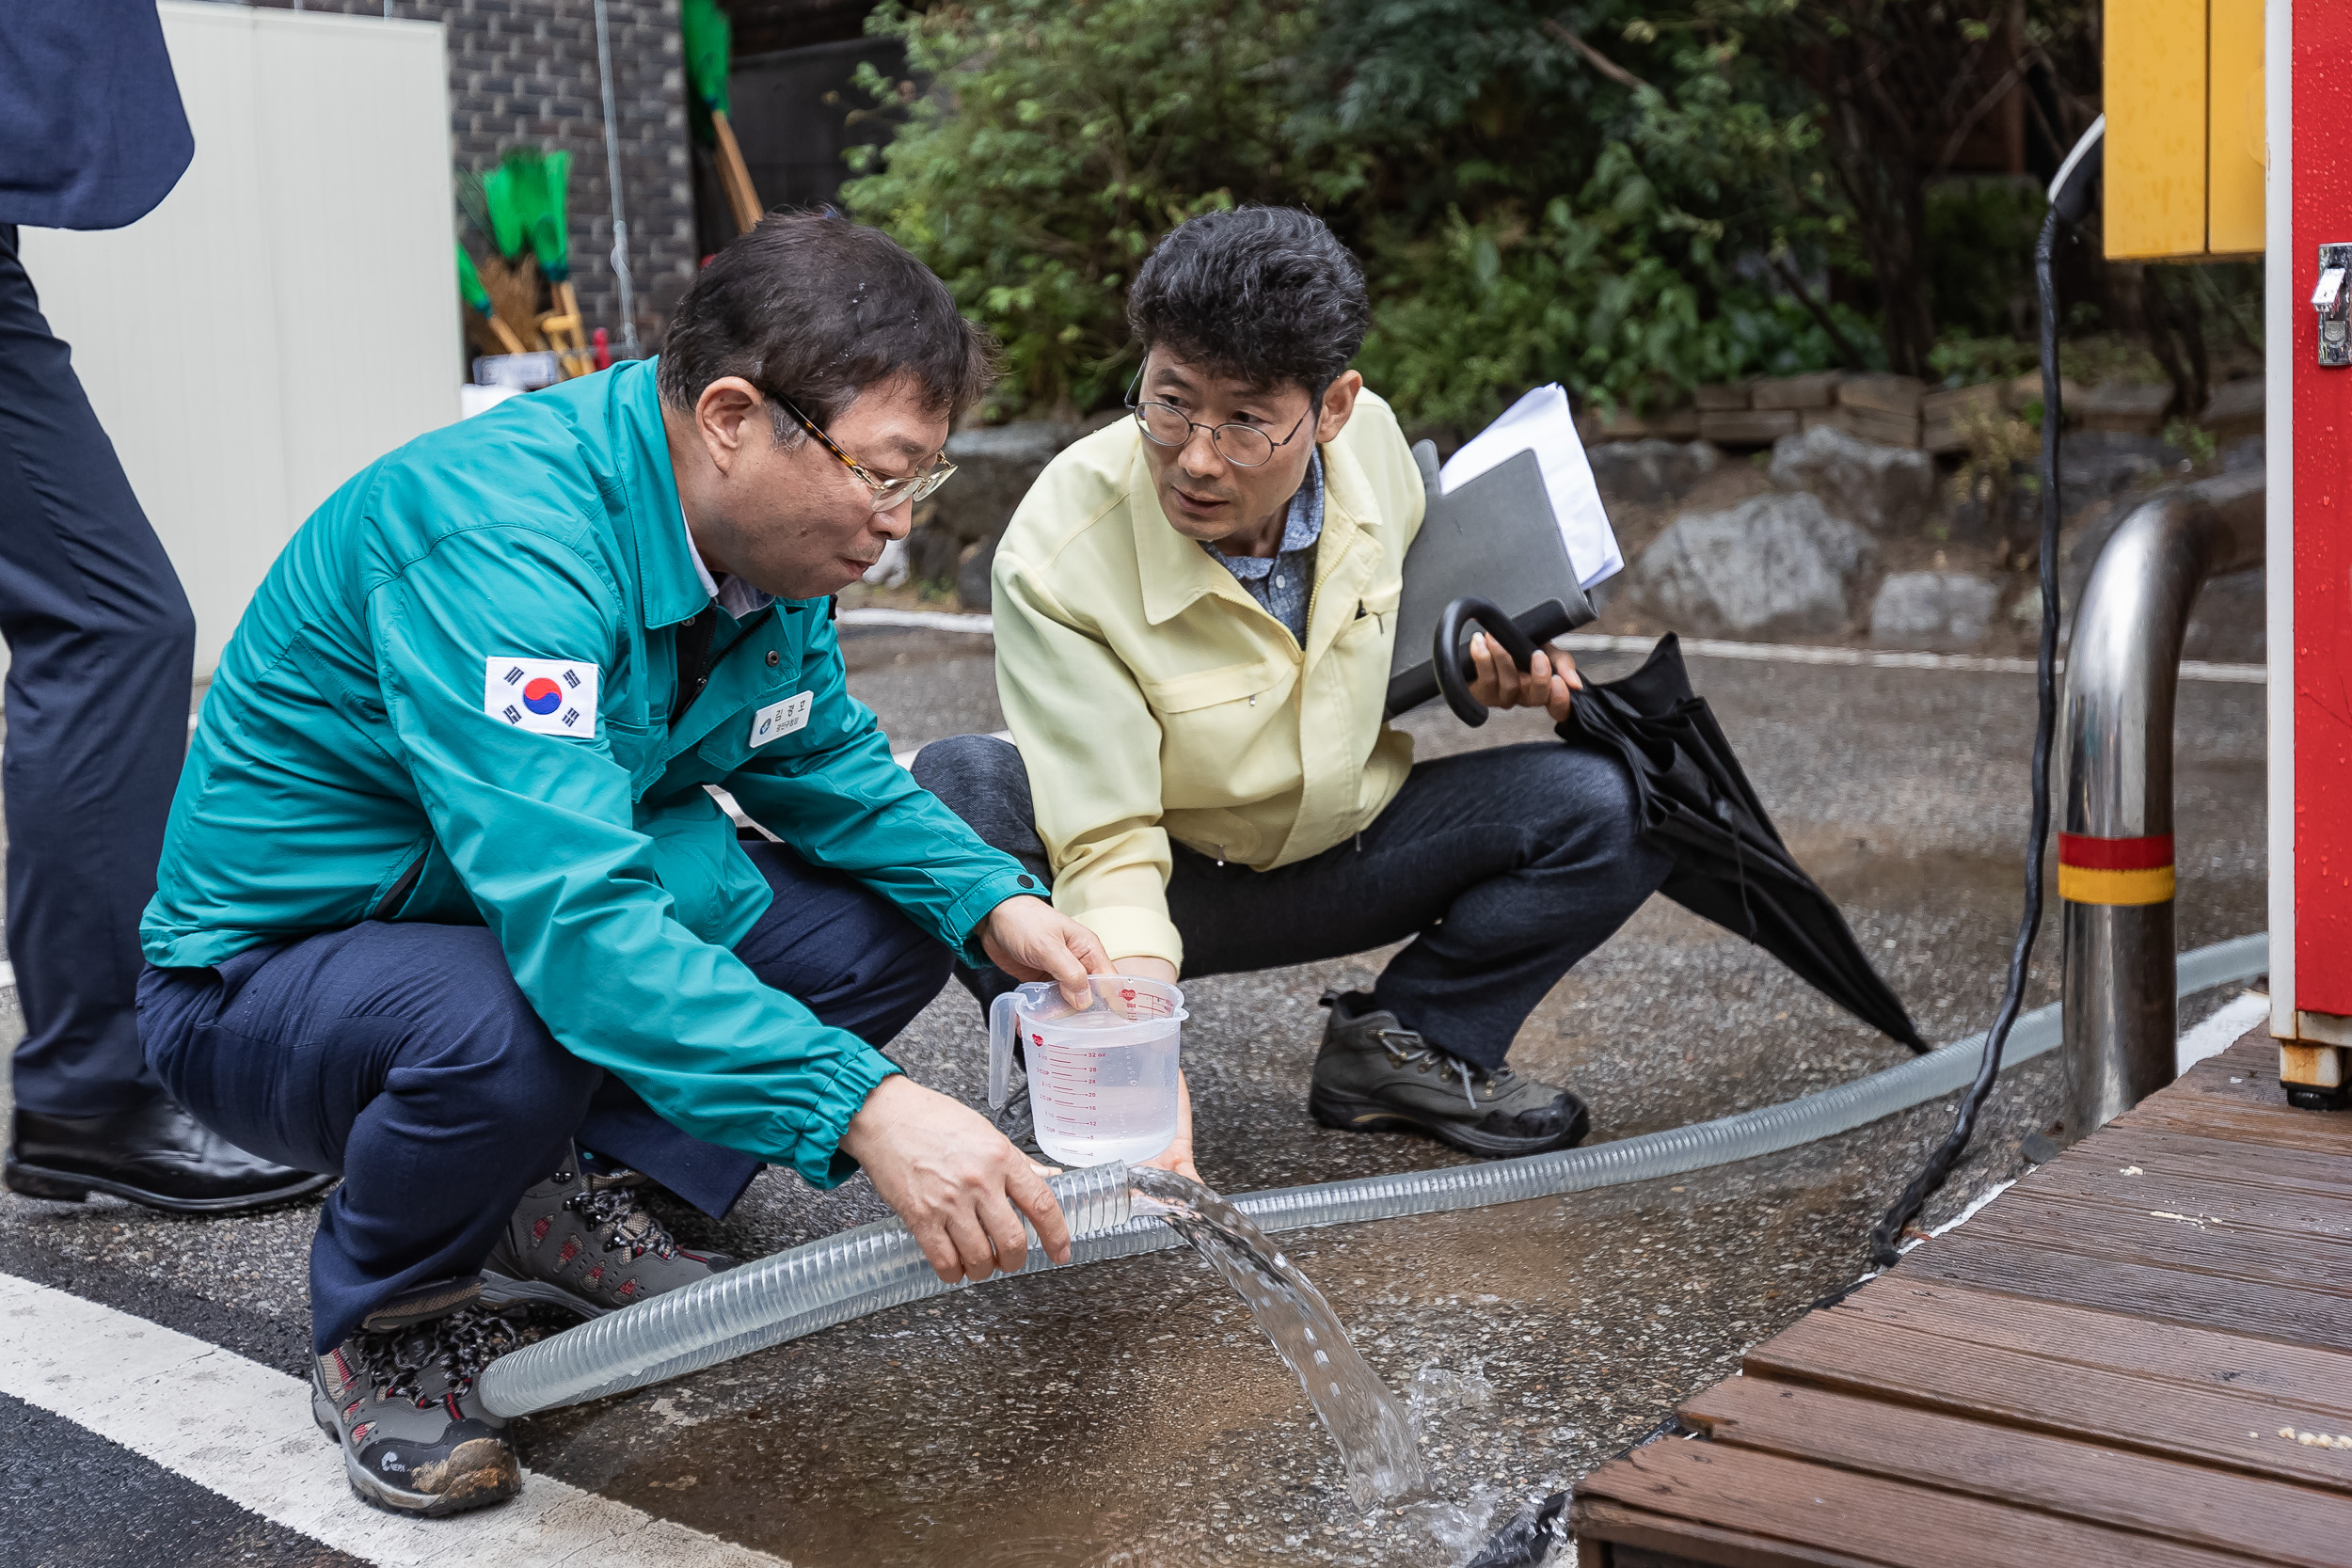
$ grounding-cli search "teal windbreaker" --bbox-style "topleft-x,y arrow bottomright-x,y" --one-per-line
141,359 -> 1035,1186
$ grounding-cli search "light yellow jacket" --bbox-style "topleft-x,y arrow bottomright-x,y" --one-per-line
990,390 -> 1427,968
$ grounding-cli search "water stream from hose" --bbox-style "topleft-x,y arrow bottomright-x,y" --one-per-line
1128,1166 -> 1425,1508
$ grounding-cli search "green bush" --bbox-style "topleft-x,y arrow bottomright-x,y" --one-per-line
842,0 -> 1349,420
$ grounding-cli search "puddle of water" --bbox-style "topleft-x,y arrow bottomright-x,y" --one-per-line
1129,1166 -> 1426,1509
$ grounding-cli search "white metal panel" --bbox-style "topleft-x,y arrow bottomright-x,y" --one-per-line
18,4 -> 457,679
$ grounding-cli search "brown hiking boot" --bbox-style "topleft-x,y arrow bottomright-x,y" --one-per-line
1307,990 -> 1589,1158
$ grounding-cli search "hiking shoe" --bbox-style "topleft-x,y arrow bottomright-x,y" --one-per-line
1307,990 -> 1590,1158
478,1143 -> 734,1316
310,1299 -> 526,1517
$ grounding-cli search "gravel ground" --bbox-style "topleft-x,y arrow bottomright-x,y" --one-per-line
0,631 -> 2267,1567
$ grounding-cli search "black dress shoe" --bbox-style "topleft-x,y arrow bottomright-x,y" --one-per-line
6,1101 -> 333,1214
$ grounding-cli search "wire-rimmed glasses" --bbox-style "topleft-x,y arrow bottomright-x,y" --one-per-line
1126,390 -> 1312,468
773,391 -> 957,512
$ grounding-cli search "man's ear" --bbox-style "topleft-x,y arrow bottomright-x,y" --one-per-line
694,377 -> 765,475
1314,369 -> 1364,443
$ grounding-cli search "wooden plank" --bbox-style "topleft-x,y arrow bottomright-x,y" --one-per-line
1950,1188 -> 2352,1286
2111,1099 -> 2352,1160
1832,1279 -> 2352,1414
2087,1128 -> 2352,1205
1573,1441 -> 2268,1567
2011,1162 -> 2352,1243
1572,1496 -> 1889,1568
1751,372 -> 1842,410
1836,374 -> 1927,417
1697,410 -> 1798,446
2168,1046 -> 2305,1108
1900,1227 -> 2352,1354
1680,1378 -> 2350,1566
1743,1310 -> 2352,1492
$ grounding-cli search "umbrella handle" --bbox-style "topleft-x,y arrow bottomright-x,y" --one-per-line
1434,596 -> 1541,727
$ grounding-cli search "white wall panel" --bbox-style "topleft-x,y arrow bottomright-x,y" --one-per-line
20,4 -> 458,678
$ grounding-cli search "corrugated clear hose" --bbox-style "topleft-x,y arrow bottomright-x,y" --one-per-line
480,933 -> 2265,1419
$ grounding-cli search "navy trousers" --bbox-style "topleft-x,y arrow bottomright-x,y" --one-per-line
913,736 -> 1672,1069
0,225 -> 198,1116
138,843 -> 952,1352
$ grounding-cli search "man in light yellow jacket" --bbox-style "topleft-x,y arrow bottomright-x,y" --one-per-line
914,208 -> 1670,1162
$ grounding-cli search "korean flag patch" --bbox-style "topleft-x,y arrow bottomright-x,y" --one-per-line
485,657 -> 600,738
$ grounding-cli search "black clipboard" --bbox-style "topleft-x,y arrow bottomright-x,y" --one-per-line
1384,440 -> 1596,719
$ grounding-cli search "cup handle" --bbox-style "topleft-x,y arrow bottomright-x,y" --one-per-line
989,990 -> 1018,1110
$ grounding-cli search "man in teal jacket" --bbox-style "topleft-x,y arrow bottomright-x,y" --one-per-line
136,216 -> 1116,1519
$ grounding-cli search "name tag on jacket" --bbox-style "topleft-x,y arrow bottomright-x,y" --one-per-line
750,691 -> 813,748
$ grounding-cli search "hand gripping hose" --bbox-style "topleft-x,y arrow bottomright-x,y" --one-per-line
478,929 -> 2261,1419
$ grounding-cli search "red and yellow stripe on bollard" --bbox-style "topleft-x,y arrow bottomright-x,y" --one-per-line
2057,832 -> 2175,906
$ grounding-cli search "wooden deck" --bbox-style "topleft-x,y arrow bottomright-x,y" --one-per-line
1569,1028 -> 2352,1567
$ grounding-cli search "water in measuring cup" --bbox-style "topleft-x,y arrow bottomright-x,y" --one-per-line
1026,1009 -> 1180,1167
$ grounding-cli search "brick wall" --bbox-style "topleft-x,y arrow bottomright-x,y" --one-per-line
246,0 -> 697,356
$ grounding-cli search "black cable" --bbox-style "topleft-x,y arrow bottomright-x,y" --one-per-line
1868,122 -> 2102,1266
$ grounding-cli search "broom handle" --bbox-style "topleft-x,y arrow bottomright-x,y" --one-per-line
711,108 -> 764,234
487,314 -> 528,356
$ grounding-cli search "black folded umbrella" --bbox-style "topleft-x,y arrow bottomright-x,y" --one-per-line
1559,631 -> 1929,1053
1424,601 -> 1926,1053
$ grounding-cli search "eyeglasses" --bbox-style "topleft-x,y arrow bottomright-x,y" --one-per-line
772,391 -> 957,512
1126,378 -> 1314,468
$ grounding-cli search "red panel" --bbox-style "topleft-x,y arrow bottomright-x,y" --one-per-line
2057,833 -> 2174,870
2295,0 -> 2352,1013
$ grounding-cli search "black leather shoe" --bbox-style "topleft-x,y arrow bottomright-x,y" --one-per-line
6,1101 -> 333,1214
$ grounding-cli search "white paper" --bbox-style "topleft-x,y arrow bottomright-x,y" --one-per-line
1438,384 -> 1622,588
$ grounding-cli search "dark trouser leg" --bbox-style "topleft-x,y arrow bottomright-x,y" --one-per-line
911,734 -> 1050,880
140,925 -> 601,1353
912,734 -> 1669,1069
571,841 -> 956,1211
911,734 -> 1042,1013
139,858 -> 954,1352
0,225 -> 198,1116
1173,745 -> 1671,1069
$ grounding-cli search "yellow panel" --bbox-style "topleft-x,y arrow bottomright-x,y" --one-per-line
2208,0 -> 2265,253
2106,0 -> 2210,259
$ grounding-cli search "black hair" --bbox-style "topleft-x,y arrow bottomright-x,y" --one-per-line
658,212 -> 996,438
1126,207 -> 1369,398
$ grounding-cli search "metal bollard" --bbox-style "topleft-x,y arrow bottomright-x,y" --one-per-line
2057,472 -> 2262,1139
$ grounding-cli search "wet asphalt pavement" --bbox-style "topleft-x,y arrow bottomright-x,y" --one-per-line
0,626 -> 2266,1566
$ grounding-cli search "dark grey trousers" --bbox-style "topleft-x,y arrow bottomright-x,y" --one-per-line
911,735 -> 1671,1069
1,225 -> 198,1115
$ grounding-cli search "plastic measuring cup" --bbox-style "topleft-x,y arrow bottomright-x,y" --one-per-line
989,975 -> 1187,1166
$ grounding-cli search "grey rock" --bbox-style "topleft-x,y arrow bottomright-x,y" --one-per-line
1768,425 -> 1936,535
906,521 -> 965,589
931,420 -> 1074,545
1867,572 -> 2000,651
1629,492 -> 1877,638
2058,430 -> 2187,517
2222,434 -> 2265,474
1586,440 -> 1723,505
2183,564 -> 2265,664
957,533 -> 999,612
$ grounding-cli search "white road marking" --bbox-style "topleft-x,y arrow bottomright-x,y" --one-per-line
0,1271 -> 787,1568
0,959 -> 12,990
834,608 -> 2268,685
2178,990 -> 2273,1074
838,607 -> 998,635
